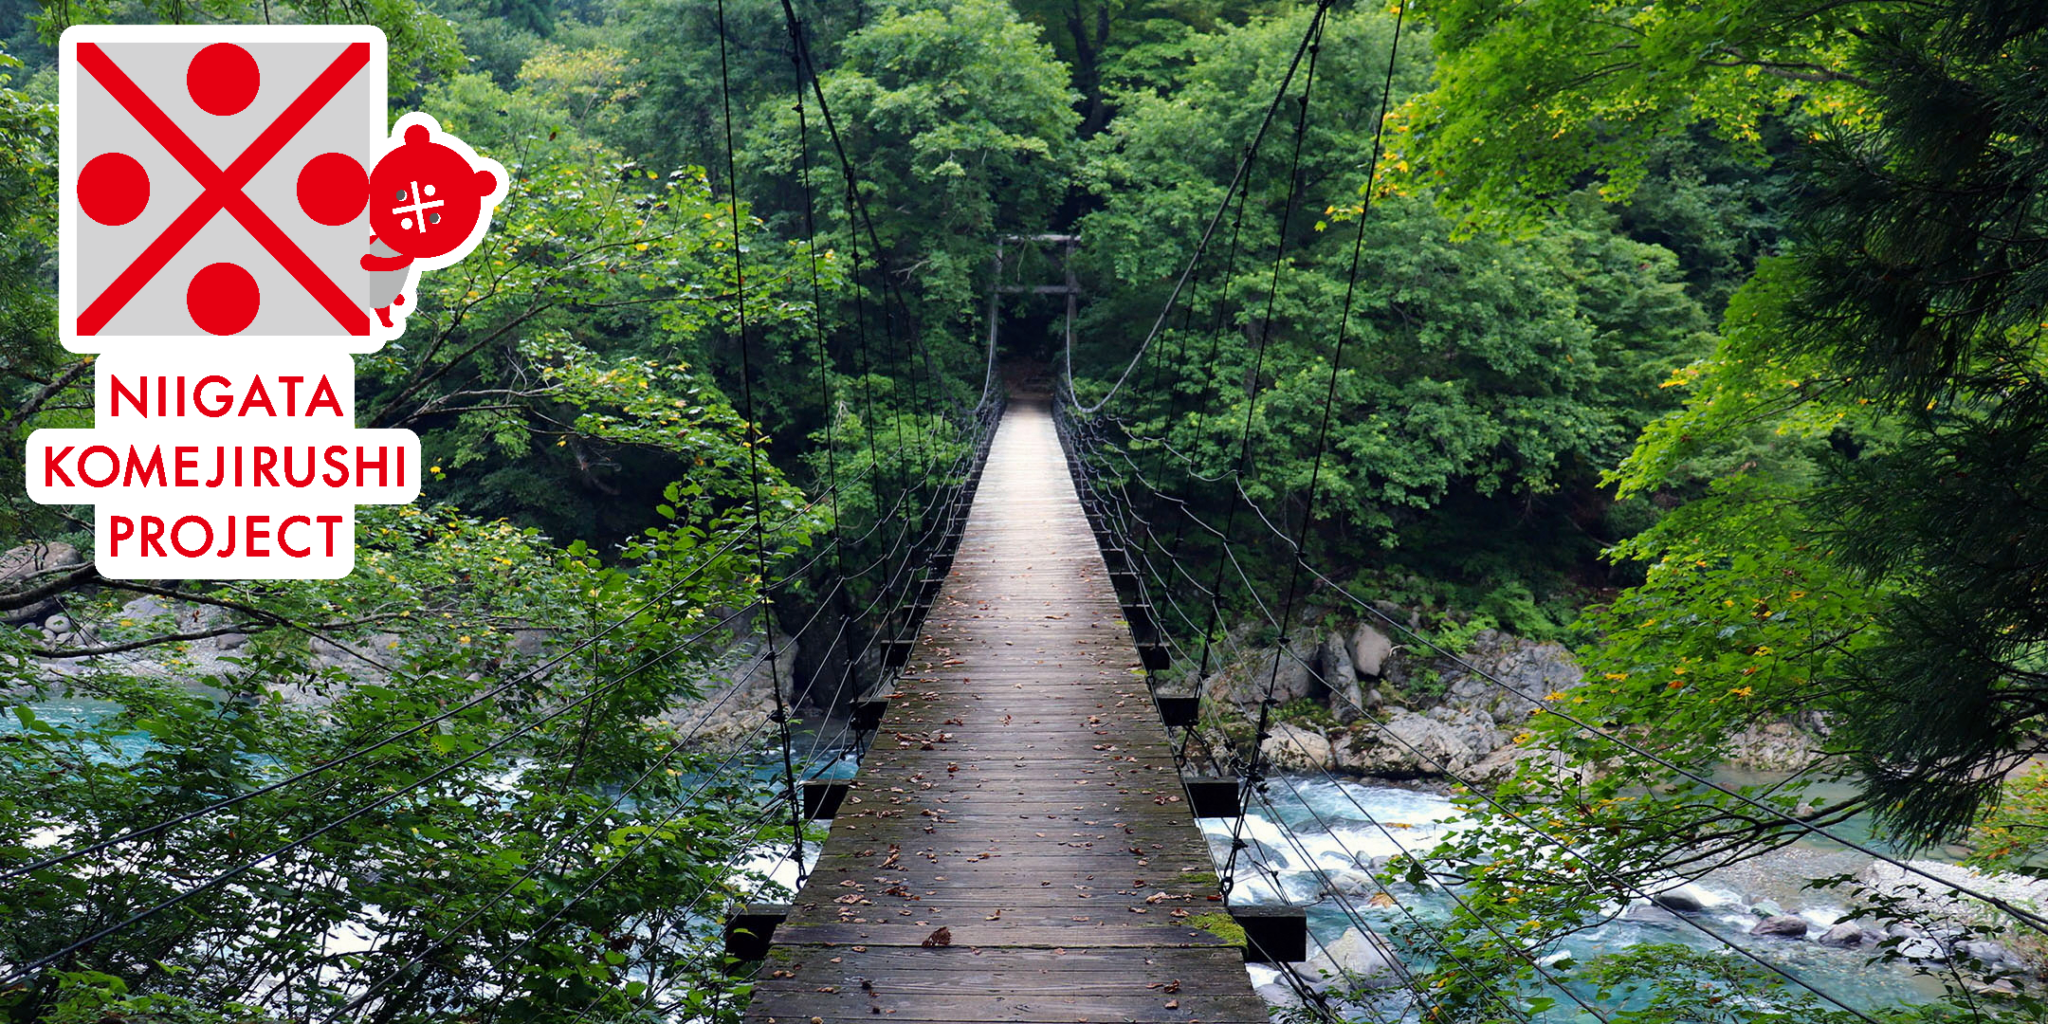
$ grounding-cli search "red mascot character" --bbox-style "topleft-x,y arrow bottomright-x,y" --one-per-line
362,115 -> 507,329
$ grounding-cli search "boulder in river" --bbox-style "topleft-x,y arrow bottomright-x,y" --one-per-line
1304,926 -> 1402,991
1967,977 -> 2023,998
1724,721 -> 1819,771
1323,869 -> 1380,898
1859,859 -> 2048,934
1262,723 -> 1333,771
1332,708 -> 1478,777
1817,922 -> 1877,947
1252,974 -> 1302,1007
1649,890 -> 1705,913
1954,939 -> 2023,973
1750,915 -> 1809,938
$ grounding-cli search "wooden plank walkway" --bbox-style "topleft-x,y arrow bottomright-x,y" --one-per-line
745,396 -> 1266,1024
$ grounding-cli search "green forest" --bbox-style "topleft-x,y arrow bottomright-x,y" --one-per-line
3,0 -> 2048,1021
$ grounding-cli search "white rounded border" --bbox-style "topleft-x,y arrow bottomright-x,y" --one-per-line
57,24 -> 392,356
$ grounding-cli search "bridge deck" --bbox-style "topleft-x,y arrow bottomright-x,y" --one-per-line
745,397 -> 1265,1023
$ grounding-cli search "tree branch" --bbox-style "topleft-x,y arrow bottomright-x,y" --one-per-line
3,356 -> 93,435
0,563 -> 100,612
31,623 -> 256,659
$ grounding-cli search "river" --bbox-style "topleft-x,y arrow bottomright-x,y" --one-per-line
2,700 -> 1970,1018
1220,775 -> 1952,1017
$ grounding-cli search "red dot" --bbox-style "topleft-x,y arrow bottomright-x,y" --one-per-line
188,44 -> 259,116
78,152 -> 150,226
296,153 -> 368,226
187,263 -> 260,335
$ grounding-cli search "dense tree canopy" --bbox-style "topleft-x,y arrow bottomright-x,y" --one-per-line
1068,7 -> 1715,625
1373,0 -> 2048,1019
8,0 -> 2048,1021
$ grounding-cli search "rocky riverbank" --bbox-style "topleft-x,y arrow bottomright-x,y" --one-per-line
1190,612 -> 2045,996
1189,615 -> 1818,784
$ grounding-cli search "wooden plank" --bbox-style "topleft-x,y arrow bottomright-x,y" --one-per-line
742,397 -> 1265,1023
763,945 -> 1243,973
748,991 -> 1267,1023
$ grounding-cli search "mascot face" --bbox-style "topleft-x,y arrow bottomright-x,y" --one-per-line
368,124 -> 499,259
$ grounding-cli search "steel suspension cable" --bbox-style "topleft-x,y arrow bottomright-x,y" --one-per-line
1076,422 -> 1889,1021
714,0 -> 806,891
1219,2 -> 1329,898
1238,0 -> 1408,911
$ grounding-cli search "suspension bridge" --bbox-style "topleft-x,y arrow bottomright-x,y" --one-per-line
8,0 -> 2045,1021
739,395 -> 1270,1023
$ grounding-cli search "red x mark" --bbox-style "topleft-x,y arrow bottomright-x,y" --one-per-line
76,42 -> 371,336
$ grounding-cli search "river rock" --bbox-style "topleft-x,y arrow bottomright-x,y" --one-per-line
1967,977 -> 2022,998
1954,939 -> 2022,973
1350,623 -> 1393,678
1319,632 -> 1356,684
1252,975 -> 1303,1007
1433,631 -> 1578,725
680,636 -> 781,749
1817,923 -> 1875,948
1,541 -> 85,624
310,636 -> 353,667
1318,632 -> 1364,722
1425,705 -> 1501,757
1750,915 -> 1809,938
1858,859 -> 2048,935
511,627 -> 550,657
1332,708 -> 1478,778
1203,634 -> 1323,711
1649,890 -> 1705,913
1304,926 -> 1401,991
1323,868 -> 1379,898
1467,739 -> 1575,787
1263,723 -> 1333,771
119,595 -> 174,622
1750,899 -> 1785,919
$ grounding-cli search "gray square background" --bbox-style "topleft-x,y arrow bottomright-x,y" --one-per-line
76,40 -> 372,337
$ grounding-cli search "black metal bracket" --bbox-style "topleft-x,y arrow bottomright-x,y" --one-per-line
723,903 -> 791,962
1231,905 -> 1308,964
